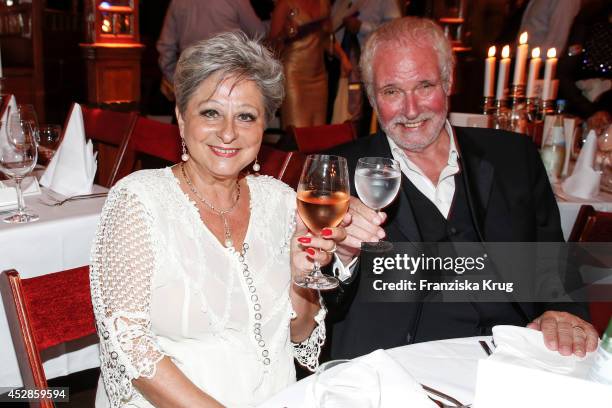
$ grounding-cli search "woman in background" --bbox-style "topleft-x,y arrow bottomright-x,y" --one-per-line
269,0 -> 352,129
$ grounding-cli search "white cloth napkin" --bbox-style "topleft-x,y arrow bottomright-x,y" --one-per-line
490,325 -> 588,375
474,326 -> 609,408
0,94 -> 18,151
301,349 -> 436,408
39,103 -> 97,196
561,130 -> 600,199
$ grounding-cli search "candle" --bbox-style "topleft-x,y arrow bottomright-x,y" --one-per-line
542,48 -> 557,101
512,32 -> 529,85
484,46 -> 496,97
526,47 -> 541,98
496,45 -> 510,100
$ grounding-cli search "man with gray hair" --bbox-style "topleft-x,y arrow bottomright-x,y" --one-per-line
327,16 -> 598,360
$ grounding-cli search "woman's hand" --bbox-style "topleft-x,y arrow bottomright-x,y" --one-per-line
290,215 -> 349,282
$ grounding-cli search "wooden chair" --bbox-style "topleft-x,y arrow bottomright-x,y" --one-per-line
113,116 -> 182,182
568,205 -> 612,335
0,267 -> 96,407
81,105 -> 138,188
288,122 -> 356,154
257,144 -> 306,190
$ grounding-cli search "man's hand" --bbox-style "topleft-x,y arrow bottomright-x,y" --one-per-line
527,311 -> 599,357
335,196 -> 386,266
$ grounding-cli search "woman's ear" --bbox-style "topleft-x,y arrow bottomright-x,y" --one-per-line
175,106 -> 184,135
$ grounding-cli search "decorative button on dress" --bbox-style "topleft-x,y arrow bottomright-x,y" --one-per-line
90,168 -> 326,408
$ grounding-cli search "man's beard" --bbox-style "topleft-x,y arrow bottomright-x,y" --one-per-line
380,112 -> 446,152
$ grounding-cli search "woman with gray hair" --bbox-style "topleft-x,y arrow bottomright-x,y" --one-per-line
90,31 -> 345,407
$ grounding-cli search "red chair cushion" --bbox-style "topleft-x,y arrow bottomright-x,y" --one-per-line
293,123 -> 355,154
132,117 -> 182,163
21,266 -> 95,350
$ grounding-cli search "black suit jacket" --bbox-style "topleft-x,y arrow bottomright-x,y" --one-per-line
325,126 -> 589,359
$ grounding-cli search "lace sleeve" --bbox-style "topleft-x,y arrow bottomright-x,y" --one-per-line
291,294 -> 327,372
90,186 -> 165,406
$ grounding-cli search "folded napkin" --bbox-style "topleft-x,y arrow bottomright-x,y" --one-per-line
490,325 -> 589,375
0,94 -> 18,150
301,350 -> 436,408
562,130 -> 600,199
474,326 -> 610,408
39,103 -> 97,196
0,176 -> 41,209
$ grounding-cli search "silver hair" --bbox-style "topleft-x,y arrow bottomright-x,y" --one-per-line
174,31 -> 284,123
360,17 -> 455,106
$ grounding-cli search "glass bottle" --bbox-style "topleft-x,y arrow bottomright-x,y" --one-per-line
540,100 -> 566,181
589,318 -> 612,385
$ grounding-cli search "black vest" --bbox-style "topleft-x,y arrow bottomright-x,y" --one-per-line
402,173 -> 525,341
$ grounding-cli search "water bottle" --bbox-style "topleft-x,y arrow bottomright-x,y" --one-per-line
589,318 -> 612,385
540,100 -> 566,181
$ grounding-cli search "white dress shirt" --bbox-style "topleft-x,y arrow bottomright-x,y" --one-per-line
387,120 -> 460,219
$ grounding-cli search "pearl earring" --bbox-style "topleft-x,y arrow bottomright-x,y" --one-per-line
252,158 -> 260,172
181,138 -> 189,162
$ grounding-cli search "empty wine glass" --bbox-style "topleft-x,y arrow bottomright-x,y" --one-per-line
38,124 -> 62,165
16,104 -> 40,143
314,360 -> 381,408
295,155 -> 350,290
354,157 -> 401,252
0,114 -> 39,223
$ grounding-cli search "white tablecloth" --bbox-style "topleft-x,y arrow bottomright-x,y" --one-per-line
556,187 -> 612,241
259,336 -> 489,408
0,186 -> 107,387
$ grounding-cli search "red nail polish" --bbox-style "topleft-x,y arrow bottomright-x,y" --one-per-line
321,228 -> 332,236
306,248 -> 316,256
298,237 -> 311,243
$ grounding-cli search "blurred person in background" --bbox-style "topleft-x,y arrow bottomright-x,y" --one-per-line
156,0 -> 267,101
269,0 -> 352,129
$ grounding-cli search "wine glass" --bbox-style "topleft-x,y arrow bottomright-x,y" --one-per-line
598,125 -> 612,192
38,124 -> 62,165
354,157 -> 401,252
16,104 -> 40,143
295,154 -> 350,290
0,114 -> 39,223
313,359 -> 381,408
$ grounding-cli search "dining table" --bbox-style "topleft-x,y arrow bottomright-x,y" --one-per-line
0,185 -> 108,387
259,336 -> 490,408
555,184 -> 612,240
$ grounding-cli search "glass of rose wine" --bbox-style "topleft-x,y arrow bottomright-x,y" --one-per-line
354,157 -> 401,252
295,155 -> 350,290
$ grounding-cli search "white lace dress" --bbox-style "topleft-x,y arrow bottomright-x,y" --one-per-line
90,168 -> 326,408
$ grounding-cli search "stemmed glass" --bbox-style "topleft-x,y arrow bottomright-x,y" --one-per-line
16,104 -> 40,143
313,359 -> 381,408
295,154 -> 350,290
0,113 -> 39,223
597,125 -> 612,192
354,157 -> 401,252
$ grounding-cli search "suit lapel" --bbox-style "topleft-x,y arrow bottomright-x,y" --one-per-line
455,128 -> 495,239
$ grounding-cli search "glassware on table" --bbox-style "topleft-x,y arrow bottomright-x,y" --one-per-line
295,154 -> 350,290
354,157 -> 401,252
598,125 -> 612,192
16,104 -> 40,143
38,124 -> 62,165
313,359 -> 380,408
0,114 -> 39,223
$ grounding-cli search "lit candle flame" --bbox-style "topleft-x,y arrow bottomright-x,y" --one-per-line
532,47 -> 540,59
501,45 -> 510,59
488,46 -> 496,58
519,32 -> 528,45
547,48 -> 556,59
